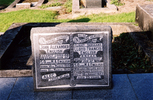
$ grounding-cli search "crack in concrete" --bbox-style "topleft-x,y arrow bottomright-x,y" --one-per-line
7,78 -> 18,100
127,74 -> 139,100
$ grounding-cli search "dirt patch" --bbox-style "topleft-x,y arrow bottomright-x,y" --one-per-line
117,0 -> 153,13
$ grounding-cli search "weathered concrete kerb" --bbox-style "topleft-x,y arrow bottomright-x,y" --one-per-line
136,4 -> 153,40
6,0 -> 44,9
6,0 -> 20,9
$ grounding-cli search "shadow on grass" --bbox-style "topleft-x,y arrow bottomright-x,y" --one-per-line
0,0 -> 15,6
68,18 -> 90,22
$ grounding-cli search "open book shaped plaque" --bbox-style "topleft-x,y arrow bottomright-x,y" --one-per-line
31,26 -> 112,91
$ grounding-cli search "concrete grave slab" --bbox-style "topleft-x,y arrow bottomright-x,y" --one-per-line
8,77 -> 72,100
8,77 -> 34,100
2,74 -> 153,99
128,73 -> 153,100
8,92 -> 34,100
73,74 -> 137,99
12,77 -> 33,92
34,91 -> 72,100
0,78 -> 16,100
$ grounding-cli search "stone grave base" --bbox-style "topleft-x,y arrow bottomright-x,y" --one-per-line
72,0 -> 117,18
1,23 -> 153,77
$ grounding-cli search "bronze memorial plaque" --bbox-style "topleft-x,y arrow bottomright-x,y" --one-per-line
31,26 -> 112,91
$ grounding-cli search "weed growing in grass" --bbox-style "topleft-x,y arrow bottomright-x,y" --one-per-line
40,2 -> 63,9
0,9 -> 58,32
63,0 -> 72,13
39,0 -> 72,13
112,33 -> 151,73
111,0 -> 125,6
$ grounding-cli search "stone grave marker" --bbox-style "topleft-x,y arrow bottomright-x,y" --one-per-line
86,0 -> 102,8
31,26 -> 112,91
72,0 -> 117,18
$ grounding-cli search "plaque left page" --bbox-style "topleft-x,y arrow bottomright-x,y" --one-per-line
33,33 -> 71,89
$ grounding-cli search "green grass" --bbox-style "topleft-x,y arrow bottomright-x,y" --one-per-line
69,12 -> 135,23
111,0 -> 125,6
39,0 -> 72,13
0,0 -> 15,6
0,9 -> 60,32
0,9 -> 135,32
63,0 -> 72,13
85,12 -> 135,22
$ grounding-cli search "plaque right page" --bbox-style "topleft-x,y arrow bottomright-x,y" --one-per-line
71,32 -> 110,87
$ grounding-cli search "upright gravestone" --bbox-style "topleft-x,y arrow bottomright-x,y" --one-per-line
31,25 -> 112,91
86,0 -> 102,8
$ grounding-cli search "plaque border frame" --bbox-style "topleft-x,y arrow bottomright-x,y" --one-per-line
31,26 -> 112,91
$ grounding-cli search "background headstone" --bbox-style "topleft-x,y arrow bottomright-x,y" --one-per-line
136,4 -> 153,40
72,0 -> 117,18
86,0 -> 102,8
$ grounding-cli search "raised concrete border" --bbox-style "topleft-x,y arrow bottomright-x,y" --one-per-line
1,22 -> 153,77
0,70 -> 32,77
6,0 -> 44,9
16,3 -> 31,9
72,0 -> 117,18
0,32 -> 4,36
136,4 -> 153,40
36,0 -> 45,7
6,0 -> 20,9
